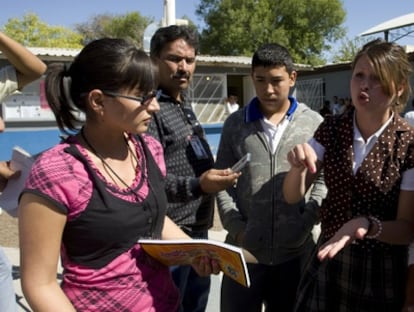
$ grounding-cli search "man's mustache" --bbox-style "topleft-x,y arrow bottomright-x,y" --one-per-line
171,71 -> 190,80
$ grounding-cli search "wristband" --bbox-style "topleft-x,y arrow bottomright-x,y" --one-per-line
365,215 -> 383,239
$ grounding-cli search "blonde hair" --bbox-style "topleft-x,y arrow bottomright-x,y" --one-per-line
352,39 -> 413,113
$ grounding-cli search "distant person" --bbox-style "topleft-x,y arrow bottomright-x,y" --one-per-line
225,94 -> 239,114
0,31 -> 46,312
319,100 -> 332,118
147,25 -> 239,312
338,97 -> 346,113
344,97 -> 352,109
215,43 -> 326,312
18,38 -> 220,312
330,95 -> 340,115
404,99 -> 414,126
284,39 -> 414,311
331,97 -> 346,115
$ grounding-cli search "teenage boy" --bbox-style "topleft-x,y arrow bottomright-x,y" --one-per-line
215,43 -> 326,312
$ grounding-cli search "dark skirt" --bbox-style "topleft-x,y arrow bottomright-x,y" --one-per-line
294,242 -> 407,312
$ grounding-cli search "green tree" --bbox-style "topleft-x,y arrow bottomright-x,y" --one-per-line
75,12 -> 153,47
196,0 -> 346,65
2,13 -> 83,48
331,36 -> 371,63
179,15 -> 199,33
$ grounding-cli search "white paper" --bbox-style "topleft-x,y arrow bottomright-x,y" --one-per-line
0,146 -> 35,217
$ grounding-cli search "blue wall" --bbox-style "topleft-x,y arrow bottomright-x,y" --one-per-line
0,124 -> 223,160
0,128 -> 62,159
202,123 -> 223,156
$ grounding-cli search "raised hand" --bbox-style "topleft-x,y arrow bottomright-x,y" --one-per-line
287,143 -> 318,174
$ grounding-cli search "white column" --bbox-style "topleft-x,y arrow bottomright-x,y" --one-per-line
163,0 -> 176,26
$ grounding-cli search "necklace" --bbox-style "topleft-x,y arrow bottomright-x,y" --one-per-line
80,128 -> 158,238
80,128 -> 139,191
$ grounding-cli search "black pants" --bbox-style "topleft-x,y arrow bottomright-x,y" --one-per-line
220,255 -> 305,312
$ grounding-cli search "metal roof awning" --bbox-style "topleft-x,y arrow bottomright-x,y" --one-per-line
359,13 -> 414,40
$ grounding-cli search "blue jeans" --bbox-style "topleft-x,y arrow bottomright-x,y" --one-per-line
0,248 -> 17,312
171,230 -> 211,312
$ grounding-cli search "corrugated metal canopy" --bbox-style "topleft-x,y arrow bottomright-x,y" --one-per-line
359,12 -> 414,36
1,47 -> 253,66
197,55 -> 251,65
0,47 -> 311,69
28,48 -> 253,65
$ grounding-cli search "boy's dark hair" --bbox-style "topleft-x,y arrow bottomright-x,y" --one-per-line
251,43 -> 294,74
150,25 -> 199,58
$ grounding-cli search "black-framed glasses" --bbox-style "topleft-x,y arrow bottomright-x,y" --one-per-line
102,90 -> 159,106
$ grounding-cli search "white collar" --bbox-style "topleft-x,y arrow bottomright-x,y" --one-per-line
353,111 -> 394,143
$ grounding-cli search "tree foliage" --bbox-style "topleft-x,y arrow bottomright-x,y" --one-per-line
196,0 -> 346,65
331,36 -> 372,63
180,15 -> 199,33
75,12 -> 153,47
2,13 -> 83,48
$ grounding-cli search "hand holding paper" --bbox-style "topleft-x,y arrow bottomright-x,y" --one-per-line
0,146 -> 35,217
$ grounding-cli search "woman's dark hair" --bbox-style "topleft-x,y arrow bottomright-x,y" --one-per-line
45,38 -> 158,133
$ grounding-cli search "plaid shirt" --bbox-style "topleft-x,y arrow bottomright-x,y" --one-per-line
147,90 -> 214,232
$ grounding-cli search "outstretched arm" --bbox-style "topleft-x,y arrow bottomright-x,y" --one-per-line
199,168 -> 239,194
318,190 -> 414,261
0,32 -> 46,89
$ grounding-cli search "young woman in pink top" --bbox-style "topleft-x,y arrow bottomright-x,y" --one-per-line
18,38 -> 222,312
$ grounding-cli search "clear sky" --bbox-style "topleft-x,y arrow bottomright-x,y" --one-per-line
1,0 -> 413,53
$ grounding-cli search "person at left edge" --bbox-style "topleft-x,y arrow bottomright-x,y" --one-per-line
0,31 -> 46,312
18,38 -> 220,312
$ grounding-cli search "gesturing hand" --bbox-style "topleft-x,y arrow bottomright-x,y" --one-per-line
287,143 -> 318,174
317,217 -> 369,261
199,168 -> 240,194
